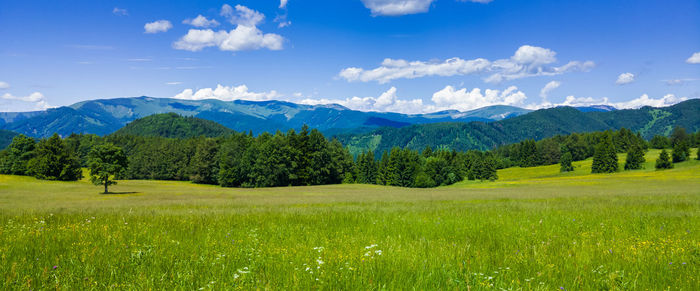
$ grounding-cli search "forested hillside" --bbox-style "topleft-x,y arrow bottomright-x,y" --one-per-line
112,113 -> 234,138
0,130 -> 19,149
336,99 -> 700,155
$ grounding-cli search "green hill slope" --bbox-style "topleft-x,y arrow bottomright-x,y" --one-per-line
111,113 -> 234,138
336,99 -> 700,155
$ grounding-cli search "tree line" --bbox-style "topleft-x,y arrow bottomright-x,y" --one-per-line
1,125 -> 698,190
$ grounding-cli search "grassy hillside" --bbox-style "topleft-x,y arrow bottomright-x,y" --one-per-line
337,99 -> 700,155
0,149 -> 698,289
111,112 -> 234,138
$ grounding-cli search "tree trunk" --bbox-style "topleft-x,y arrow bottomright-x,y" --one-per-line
104,177 -> 108,194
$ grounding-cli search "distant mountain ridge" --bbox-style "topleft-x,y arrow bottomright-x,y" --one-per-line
335,99 -> 700,155
0,96 -> 533,138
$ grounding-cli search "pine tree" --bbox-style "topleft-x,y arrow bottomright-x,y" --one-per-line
189,138 -> 219,184
671,140 -> 690,163
624,144 -> 645,170
591,132 -> 618,173
376,151 -> 390,185
518,139 -> 539,167
655,149 -> 673,170
560,151 -> 574,172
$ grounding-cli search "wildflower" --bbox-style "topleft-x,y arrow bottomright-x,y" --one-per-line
52,265 -> 58,270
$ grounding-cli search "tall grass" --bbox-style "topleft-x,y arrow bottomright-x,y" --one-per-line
1,149 -> 698,289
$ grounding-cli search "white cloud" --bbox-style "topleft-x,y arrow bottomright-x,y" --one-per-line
280,0 -> 289,9
430,85 -> 527,112
301,87 -> 424,114
173,84 -> 281,101
615,72 -> 635,85
361,0 -> 494,16
361,0 -> 435,16
301,85 -> 526,114
144,20 -> 173,34
112,7 -> 128,16
176,5 -> 283,52
686,52 -> 700,64
183,15 -> 220,28
0,81 -> 9,89
339,45 -> 594,84
166,82 -> 182,85
532,94 -> 688,110
221,4 -> 264,26
1,92 -> 51,111
539,81 -> 560,100
173,26 -> 283,52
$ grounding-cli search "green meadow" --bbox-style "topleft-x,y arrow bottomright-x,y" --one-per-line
1,149 -> 699,290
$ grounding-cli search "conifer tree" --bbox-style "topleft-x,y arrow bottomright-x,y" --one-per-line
655,149 -> 673,170
189,138 -> 219,184
0,134 -> 36,175
591,132 -> 618,173
624,144 -> 645,170
671,139 -> 690,163
560,151 -> 574,172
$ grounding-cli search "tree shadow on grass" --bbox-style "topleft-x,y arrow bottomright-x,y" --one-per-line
101,191 -> 140,195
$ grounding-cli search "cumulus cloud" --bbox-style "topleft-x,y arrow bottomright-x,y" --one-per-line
533,94 -> 688,110
615,72 -> 635,85
280,0 -> 289,9
539,81 -> 560,100
301,87 -> 424,114
1,92 -> 51,111
173,26 -> 283,52
339,45 -> 594,84
175,5 -> 283,52
112,7 -> 128,16
183,15 -> 219,28
0,81 -> 9,89
301,85 -> 527,114
430,85 -> 527,112
144,20 -> 173,34
173,84 -> 281,101
221,4 -> 264,26
686,52 -> 700,64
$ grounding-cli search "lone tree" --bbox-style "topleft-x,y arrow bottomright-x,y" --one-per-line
624,144 -> 646,170
560,151 -> 574,172
88,143 -> 128,193
591,132 -> 618,173
655,149 -> 673,170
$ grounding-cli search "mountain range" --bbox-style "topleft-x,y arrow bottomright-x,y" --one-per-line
336,99 -> 700,155
6,95 -> 698,156
0,97 -> 534,138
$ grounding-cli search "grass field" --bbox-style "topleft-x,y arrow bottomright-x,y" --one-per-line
1,149 -> 699,289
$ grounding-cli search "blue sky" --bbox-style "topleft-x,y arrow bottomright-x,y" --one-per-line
1,0 -> 699,113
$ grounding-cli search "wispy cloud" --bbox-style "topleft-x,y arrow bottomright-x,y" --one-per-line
112,7 -> 128,16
